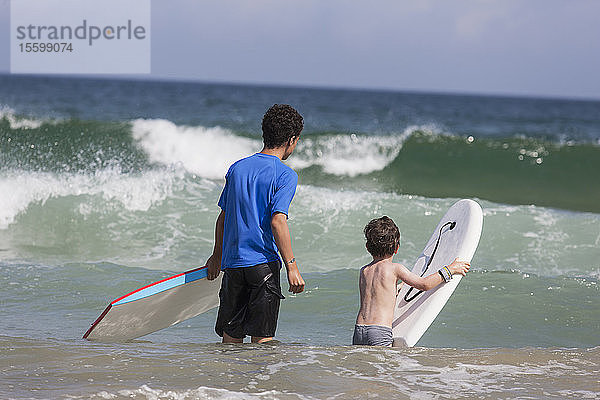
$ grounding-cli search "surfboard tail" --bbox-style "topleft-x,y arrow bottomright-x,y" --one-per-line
83,266 -> 222,342
83,303 -> 112,339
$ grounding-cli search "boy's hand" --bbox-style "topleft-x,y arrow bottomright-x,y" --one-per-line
206,254 -> 221,280
448,258 -> 470,276
286,263 -> 305,293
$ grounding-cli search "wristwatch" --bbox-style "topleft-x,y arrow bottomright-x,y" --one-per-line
286,257 -> 296,265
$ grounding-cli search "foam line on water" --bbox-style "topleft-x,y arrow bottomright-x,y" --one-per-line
77,385 -> 314,400
0,168 -> 185,229
1,168 -> 598,279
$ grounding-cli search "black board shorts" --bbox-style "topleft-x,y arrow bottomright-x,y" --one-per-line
215,261 -> 285,339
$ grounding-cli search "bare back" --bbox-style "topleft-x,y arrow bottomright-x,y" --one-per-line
356,259 -> 400,327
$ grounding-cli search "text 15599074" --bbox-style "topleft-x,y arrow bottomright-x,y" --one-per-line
19,43 -> 74,52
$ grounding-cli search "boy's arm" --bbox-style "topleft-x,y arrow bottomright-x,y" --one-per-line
271,212 -> 305,294
206,210 -> 225,280
395,258 -> 470,291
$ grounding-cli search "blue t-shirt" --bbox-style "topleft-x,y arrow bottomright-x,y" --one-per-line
218,153 -> 298,268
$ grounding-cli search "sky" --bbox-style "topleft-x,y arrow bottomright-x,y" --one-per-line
1,0 -> 600,99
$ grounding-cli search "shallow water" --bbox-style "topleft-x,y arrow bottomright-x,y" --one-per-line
3,337 -> 599,399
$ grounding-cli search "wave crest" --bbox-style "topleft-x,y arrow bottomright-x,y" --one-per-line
289,125 -> 440,177
0,168 -> 184,229
131,119 -> 260,179
0,106 -> 49,130
130,119 -> 441,178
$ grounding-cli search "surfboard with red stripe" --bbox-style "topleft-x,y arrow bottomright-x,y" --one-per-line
84,266 -> 222,341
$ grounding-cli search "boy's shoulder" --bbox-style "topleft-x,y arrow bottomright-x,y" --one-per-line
227,153 -> 268,176
361,259 -> 390,271
230,153 -> 260,169
230,153 -> 293,172
228,154 -> 296,184
361,260 -> 404,275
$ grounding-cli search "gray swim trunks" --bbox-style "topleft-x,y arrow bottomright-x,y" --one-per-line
352,324 -> 393,347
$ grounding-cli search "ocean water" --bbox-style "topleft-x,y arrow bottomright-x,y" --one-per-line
1,75 -> 599,399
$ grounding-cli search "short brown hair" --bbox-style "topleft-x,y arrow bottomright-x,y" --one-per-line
364,216 -> 400,258
261,104 -> 303,148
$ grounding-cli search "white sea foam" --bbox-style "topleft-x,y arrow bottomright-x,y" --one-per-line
333,347 -> 599,398
131,118 -> 261,179
0,105 -> 49,129
288,125 -> 432,177
2,161 -> 598,278
478,201 -> 600,278
295,185 -> 397,214
0,168 -> 184,229
81,384 -> 313,400
130,119 -> 438,178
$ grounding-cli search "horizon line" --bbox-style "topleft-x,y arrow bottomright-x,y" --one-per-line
2,72 -> 599,103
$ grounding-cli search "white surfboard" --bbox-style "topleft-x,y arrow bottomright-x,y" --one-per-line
392,199 -> 483,347
84,266 -> 222,341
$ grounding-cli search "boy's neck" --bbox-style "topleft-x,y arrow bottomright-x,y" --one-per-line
260,146 -> 285,160
371,254 -> 394,263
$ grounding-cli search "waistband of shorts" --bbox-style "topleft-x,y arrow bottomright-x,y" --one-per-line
355,324 -> 392,331
223,259 -> 281,269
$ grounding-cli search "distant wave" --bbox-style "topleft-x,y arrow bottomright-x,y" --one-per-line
369,132 -> 600,213
288,125 -> 439,177
0,168 -> 185,229
130,119 -> 447,178
131,118 -> 261,179
2,113 -> 599,212
0,105 -> 50,129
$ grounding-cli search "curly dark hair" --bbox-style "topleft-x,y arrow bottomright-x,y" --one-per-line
261,104 -> 303,148
364,216 -> 400,258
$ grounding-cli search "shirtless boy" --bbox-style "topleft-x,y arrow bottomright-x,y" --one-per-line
353,216 -> 470,347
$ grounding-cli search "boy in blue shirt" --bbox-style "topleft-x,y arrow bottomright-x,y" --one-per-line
206,104 -> 305,344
